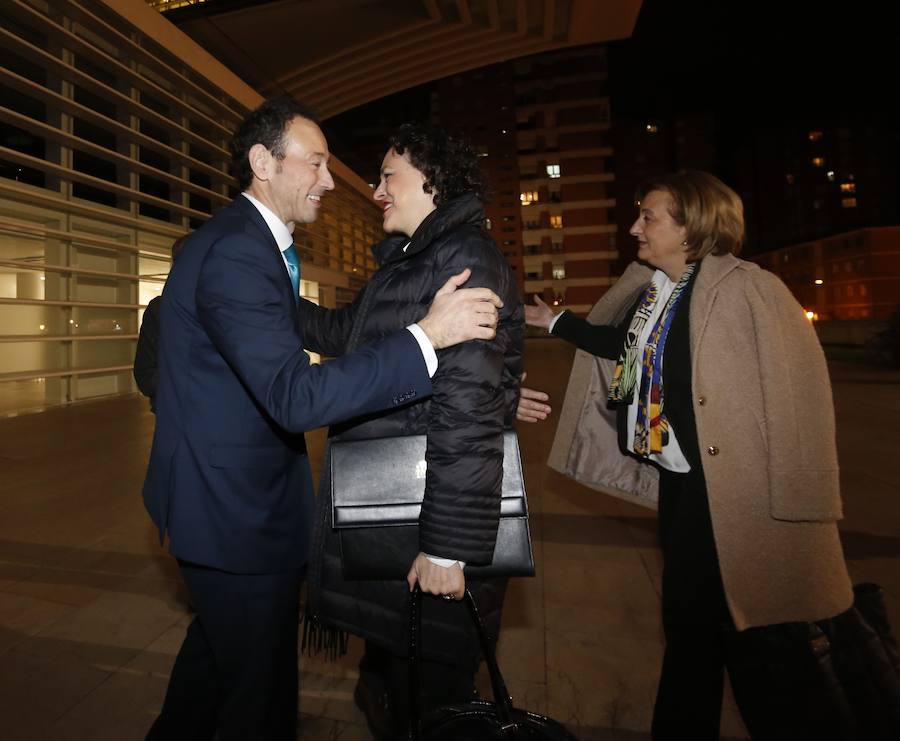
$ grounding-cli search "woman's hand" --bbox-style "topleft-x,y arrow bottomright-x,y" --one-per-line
516,372 -> 551,423
524,295 -> 556,330
407,552 -> 465,600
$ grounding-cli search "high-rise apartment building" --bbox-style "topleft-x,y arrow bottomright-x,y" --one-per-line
730,121 -> 900,256
751,227 -> 900,323
435,45 -> 617,315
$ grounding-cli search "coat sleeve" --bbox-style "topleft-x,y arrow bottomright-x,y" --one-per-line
746,269 -> 843,521
133,296 -> 160,401
196,235 -> 431,434
418,233 -> 523,564
552,310 -> 622,359
298,292 -> 361,357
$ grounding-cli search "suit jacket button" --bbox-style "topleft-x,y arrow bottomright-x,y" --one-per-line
707,445 -> 719,456
698,396 -> 706,406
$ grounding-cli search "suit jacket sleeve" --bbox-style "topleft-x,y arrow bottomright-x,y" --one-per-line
196,235 -> 431,433
418,233 -> 524,565
551,309 -> 622,360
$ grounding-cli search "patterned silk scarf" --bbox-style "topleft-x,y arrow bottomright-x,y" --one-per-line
608,263 -> 697,457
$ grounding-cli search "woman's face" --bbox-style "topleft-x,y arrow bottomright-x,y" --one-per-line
373,148 -> 437,238
629,189 -> 690,280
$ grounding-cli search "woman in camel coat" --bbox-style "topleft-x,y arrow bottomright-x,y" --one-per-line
528,171 -> 852,740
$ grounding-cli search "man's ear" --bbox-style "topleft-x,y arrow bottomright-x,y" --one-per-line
248,143 -> 271,182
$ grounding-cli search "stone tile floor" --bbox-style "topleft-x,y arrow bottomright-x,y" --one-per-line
0,340 -> 897,740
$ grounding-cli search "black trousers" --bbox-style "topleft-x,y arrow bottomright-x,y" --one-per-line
145,560 -> 303,741
652,467 -> 832,741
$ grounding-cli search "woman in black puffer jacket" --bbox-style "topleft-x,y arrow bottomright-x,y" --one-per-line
301,123 -> 523,739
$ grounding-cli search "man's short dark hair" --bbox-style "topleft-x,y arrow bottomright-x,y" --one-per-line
231,97 -> 319,191
388,123 -> 487,206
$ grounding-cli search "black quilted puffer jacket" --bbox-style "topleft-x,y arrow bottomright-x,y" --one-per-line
301,193 -> 524,664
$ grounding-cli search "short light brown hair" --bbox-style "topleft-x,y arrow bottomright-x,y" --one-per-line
636,171 -> 745,259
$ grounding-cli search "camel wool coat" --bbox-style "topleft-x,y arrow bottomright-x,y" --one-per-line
549,253 -> 853,630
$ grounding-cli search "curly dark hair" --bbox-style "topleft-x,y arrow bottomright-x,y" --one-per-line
388,123 -> 487,205
230,96 -> 319,191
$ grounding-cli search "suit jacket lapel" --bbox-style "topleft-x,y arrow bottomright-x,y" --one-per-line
233,196 -> 299,326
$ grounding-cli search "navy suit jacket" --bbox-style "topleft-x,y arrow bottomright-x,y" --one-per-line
143,196 -> 432,573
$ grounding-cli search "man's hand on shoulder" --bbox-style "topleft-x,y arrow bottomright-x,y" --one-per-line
418,268 -> 502,349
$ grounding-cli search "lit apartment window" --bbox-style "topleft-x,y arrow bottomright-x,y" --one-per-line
646,123 -> 659,133
552,265 -> 566,280
826,170 -> 836,181
520,190 -> 539,205
550,215 -> 563,229
546,164 -> 561,179
811,157 -> 825,167
808,131 -> 824,142
842,197 -> 858,208
840,182 -> 856,193
484,218 -> 492,230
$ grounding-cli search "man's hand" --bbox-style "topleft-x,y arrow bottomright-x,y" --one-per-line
407,552 -> 465,600
524,294 -> 556,330
516,372 -> 551,423
418,269 -> 502,349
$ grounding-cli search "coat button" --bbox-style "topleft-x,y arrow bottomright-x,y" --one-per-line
698,396 -> 706,406
707,445 -> 719,456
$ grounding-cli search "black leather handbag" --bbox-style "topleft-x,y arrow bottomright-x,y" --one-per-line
807,582 -> 900,740
408,587 -> 578,741
330,430 -> 534,579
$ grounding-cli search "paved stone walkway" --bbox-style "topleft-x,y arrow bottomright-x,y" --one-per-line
0,342 -> 896,739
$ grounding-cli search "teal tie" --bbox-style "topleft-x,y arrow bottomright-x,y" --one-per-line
284,244 -> 301,304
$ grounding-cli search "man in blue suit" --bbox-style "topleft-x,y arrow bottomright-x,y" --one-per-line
143,97 -> 501,741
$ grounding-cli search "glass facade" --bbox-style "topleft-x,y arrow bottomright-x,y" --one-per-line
0,0 -> 382,415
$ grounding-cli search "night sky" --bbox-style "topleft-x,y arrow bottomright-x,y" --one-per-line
611,1 -> 890,119
322,1 -> 897,253
328,1 -> 892,169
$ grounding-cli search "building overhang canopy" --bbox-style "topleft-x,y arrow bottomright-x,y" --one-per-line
155,0 -> 642,119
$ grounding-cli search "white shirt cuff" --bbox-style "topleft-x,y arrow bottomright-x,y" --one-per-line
407,324 -> 438,378
426,555 -> 466,569
548,310 -> 566,333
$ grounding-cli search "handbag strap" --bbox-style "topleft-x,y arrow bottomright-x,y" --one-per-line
408,586 -> 516,739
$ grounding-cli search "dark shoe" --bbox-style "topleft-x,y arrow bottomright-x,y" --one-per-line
354,677 -> 399,741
